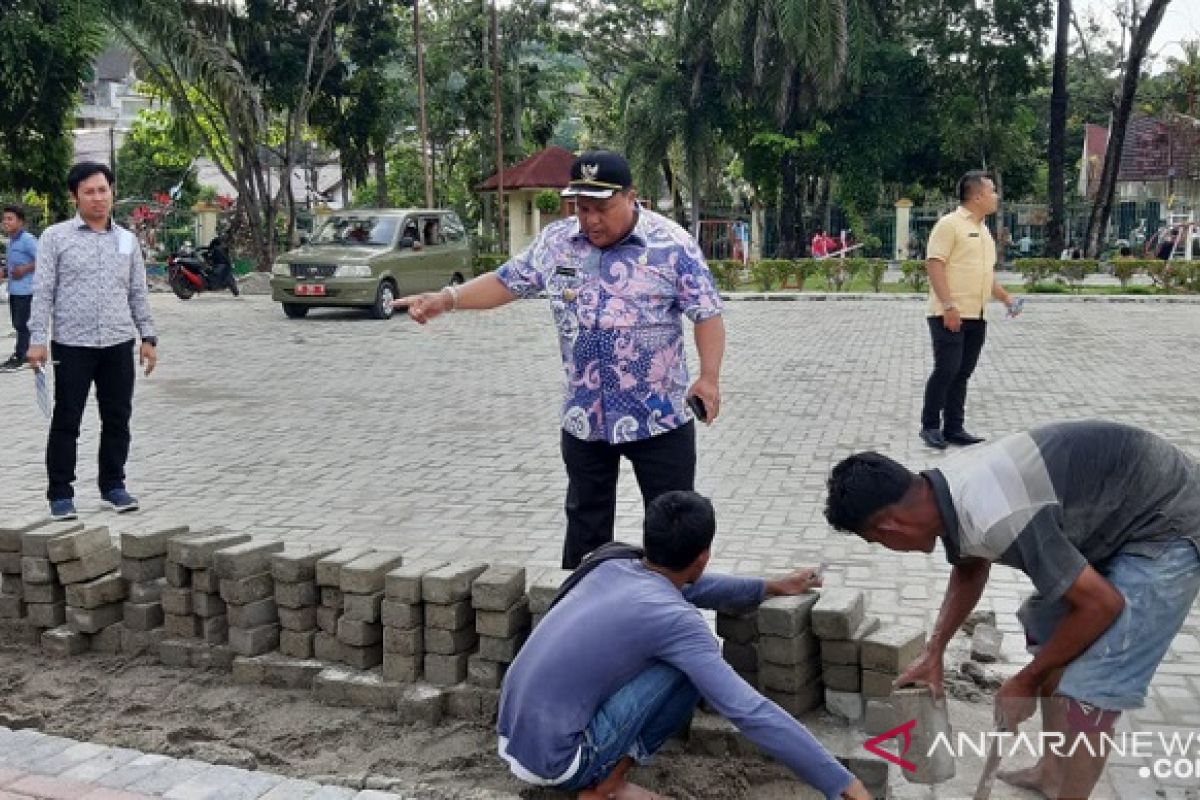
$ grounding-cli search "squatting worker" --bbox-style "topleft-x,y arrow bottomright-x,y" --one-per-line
919,171 -> 1021,451
27,161 -> 158,521
497,490 -> 870,800
824,420 -> 1200,800
397,150 -> 725,569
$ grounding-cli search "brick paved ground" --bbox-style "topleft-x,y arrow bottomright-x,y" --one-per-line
1,292 -> 1198,796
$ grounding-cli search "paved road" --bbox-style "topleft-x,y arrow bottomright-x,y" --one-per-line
1,292 -> 1199,796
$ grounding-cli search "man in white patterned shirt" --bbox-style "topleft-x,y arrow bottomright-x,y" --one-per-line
27,162 -> 158,520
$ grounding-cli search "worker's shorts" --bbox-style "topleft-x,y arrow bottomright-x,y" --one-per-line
1018,537 -> 1200,711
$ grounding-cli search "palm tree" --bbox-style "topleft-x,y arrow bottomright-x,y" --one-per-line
1046,0 -> 1070,258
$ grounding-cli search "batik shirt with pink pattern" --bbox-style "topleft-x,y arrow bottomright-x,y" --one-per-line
496,209 -> 723,444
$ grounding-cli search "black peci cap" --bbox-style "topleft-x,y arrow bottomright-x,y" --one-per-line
561,150 -> 633,198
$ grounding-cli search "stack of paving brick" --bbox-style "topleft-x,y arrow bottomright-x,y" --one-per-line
420,562 -> 487,686
382,560 -> 445,683
469,565 -> 528,691
337,550 -> 403,669
19,522 -> 83,637
52,527 -> 125,655
0,519 -> 48,624
119,525 -> 189,656
858,624 -> 927,733
215,540 -> 284,657
811,588 -> 869,721
716,610 -> 760,687
313,548 -> 370,663
160,530 -> 250,668
756,594 -> 823,716
525,567 -> 568,630
272,546 -> 339,659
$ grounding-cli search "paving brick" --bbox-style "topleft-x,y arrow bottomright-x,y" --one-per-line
8,774 -> 96,800
0,552 -> 21,574
201,614 -> 228,645
127,579 -> 165,604
315,548 -> 373,588
383,652 -> 423,683
23,581 -> 64,604
20,556 -> 56,585
861,669 -> 897,699
317,605 -> 339,634
758,633 -> 819,666
21,522 -> 83,557
279,628 -> 316,659
395,683 -> 443,724
164,561 -> 190,588
275,580 -> 318,609
860,624 -> 927,674
891,686 -> 955,783
278,605 -> 318,631
383,626 -> 422,656
424,651 -> 470,685
227,597 -> 276,628
757,594 -> 819,637
0,516 -> 55,551
380,600 -> 421,629
90,621 -> 124,654
0,593 -> 24,619
191,590 -> 226,619
476,598 -> 531,638
228,622 -> 280,656
478,632 -> 527,663
341,642 -> 383,670
825,688 -> 865,721
67,602 -> 124,634
970,623 -> 1003,663
823,663 -> 862,693
314,667 -> 399,708
211,540 -> 285,580
342,591 -> 384,623
313,631 -> 343,662
57,547 -> 121,585
47,528 -> 113,564
42,625 -> 89,657
384,560 -> 448,603
811,589 -> 865,640
65,573 -> 127,610
270,545 -> 343,582
120,627 -> 164,655
863,699 -> 896,736
421,562 -> 488,604
191,645 -> 235,672
190,569 -> 219,594
123,601 -> 164,631
471,564 -> 525,611
320,587 -> 344,609
819,616 -> 881,666
467,654 -> 507,689
27,601 -> 65,628
423,599 -> 473,631
168,532 -> 252,570
340,551 -> 404,594
525,567 -> 569,614
0,573 -> 21,595
161,588 -> 193,616
218,572 -> 274,605
120,524 -> 190,559
444,684 -> 498,723
163,613 -> 202,639
337,617 -> 382,647
423,624 -> 478,655
716,611 -> 758,645
721,640 -> 758,673
760,659 -> 821,693
121,557 -> 166,583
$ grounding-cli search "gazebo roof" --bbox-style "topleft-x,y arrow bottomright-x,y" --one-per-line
478,146 -> 574,192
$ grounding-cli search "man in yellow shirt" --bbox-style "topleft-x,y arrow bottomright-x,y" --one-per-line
920,172 -> 1020,450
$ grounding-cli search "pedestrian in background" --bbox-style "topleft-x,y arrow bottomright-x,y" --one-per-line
1,204 -> 37,372
27,162 -> 158,520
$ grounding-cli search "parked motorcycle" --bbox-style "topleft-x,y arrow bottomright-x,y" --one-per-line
168,239 -> 239,299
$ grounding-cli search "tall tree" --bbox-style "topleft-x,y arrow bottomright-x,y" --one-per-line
1046,0 -> 1071,257
1083,0 -> 1171,257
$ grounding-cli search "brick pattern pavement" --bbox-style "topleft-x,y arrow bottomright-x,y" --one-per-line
1,294 -> 1198,795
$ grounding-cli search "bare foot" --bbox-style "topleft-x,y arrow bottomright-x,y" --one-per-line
998,764 -> 1056,798
578,782 -> 669,800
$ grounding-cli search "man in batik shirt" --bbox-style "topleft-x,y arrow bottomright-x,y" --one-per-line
398,150 -> 726,568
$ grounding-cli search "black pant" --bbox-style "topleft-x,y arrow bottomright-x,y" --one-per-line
560,422 -> 696,569
921,317 -> 987,433
47,340 -> 136,501
8,294 -> 31,361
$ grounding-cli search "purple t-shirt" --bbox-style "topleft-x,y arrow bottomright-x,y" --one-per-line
496,559 -> 853,798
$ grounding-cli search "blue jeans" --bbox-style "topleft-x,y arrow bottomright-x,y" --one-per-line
558,662 -> 700,791
1019,538 -> 1200,710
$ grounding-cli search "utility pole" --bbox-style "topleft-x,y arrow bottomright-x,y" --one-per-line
414,0 -> 433,207
490,0 -> 504,251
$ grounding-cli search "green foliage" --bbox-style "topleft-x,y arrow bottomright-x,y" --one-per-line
821,258 -> 854,292
1013,258 -> 1059,290
1144,260 -> 1197,294
858,257 -> 887,292
788,259 -> 820,290
707,260 -> 744,292
1109,259 -> 1154,288
535,190 -> 561,215
749,260 -> 779,292
1014,258 -> 1101,292
473,253 -> 508,276
116,110 -> 200,207
900,260 -> 927,292
1054,259 -> 1099,292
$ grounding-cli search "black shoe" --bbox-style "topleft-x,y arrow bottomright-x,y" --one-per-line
920,428 -> 948,449
0,355 -> 23,372
944,430 -> 986,446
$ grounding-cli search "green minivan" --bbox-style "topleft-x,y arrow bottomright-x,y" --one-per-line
270,209 -> 472,319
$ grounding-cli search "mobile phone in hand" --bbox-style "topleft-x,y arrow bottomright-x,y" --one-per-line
686,394 -> 708,422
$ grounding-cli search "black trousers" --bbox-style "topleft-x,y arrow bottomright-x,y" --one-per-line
47,340 -> 136,501
921,317 -> 987,433
560,422 -> 696,569
8,294 -> 31,361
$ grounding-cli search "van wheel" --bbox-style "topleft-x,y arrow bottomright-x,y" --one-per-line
282,303 -> 309,319
449,272 -> 465,286
371,279 -> 397,320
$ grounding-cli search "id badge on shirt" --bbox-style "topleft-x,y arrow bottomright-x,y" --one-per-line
550,265 -> 583,302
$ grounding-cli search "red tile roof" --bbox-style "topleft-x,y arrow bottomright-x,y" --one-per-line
478,146 -> 575,192
1117,114 -> 1200,182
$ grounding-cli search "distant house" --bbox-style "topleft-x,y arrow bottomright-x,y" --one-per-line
74,46 -> 156,163
478,146 -> 574,254
1081,114 -> 1200,210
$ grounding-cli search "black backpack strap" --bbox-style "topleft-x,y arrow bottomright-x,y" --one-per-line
547,542 -> 644,612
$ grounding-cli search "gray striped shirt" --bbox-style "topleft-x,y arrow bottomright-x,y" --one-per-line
28,215 -> 156,348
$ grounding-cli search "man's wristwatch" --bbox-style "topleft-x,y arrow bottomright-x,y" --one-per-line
142,337 -> 158,348
941,302 -> 958,312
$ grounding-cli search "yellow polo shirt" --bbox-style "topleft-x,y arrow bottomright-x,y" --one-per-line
925,206 -> 995,318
